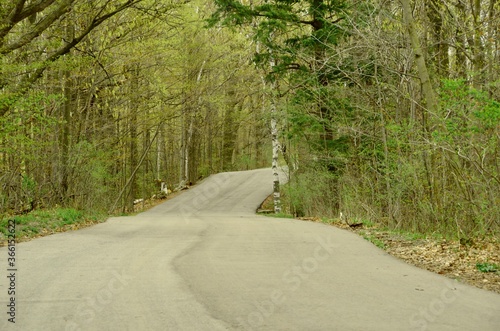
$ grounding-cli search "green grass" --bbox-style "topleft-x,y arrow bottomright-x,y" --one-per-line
476,262 -> 499,273
320,218 -> 336,225
0,208 -> 106,242
361,231 -> 386,249
392,229 -> 428,241
359,219 -> 376,227
57,208 -> 83,224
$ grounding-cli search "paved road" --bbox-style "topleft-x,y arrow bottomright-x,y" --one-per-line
1,168 -> 499,330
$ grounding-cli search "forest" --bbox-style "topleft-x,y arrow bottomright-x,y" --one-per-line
1,0 -> 499,239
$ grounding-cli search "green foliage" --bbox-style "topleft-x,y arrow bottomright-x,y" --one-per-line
208,0 -> 256,27
234,154 -> 256,170
286,84 -> 354,162
21,175 -> 36,194
209,0 -> 347,72
438,79 -> 500,136
1,0 -> 498,242
358,219 -> 375,227
398,230 -> 428,241
67,140 -> 119,211
57,209 -> 84,224
0,208 -> 104,240
284,165 -> 342,218
476,262 -> 499,273
0,91 -> 61,134
361,232 -> 386,249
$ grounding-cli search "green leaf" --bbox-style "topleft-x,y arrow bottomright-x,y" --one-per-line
476,262 -> 499,273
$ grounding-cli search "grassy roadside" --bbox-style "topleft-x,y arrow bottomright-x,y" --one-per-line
0,189 -> 183,247
0,208 -> 107,246
258,194 -> 500,294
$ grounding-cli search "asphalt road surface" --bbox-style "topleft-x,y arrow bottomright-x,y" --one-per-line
1,168 -> 499,330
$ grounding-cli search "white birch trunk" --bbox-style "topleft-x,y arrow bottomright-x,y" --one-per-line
271,103 -> 281,214
269,57 -> 281,214
256,33 -> 281,214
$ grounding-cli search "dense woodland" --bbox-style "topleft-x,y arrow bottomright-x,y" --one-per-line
0,0 -> 499,238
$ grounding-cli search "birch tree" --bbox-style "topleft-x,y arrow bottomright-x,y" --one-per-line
209,0 -> 348,213
269,60 -> 282,213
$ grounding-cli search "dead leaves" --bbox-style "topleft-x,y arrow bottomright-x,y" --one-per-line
297,214 -> 500,294
361,230 -> 500,294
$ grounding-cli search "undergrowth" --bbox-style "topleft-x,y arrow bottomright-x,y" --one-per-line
0,208 -> 106,244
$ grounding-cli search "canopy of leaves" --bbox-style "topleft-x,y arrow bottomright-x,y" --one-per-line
208,0 -> 347,72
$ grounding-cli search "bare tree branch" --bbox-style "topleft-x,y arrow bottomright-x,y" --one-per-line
0,0 -> 74,55
0,0 -> 145,117
0,0 -> 58,42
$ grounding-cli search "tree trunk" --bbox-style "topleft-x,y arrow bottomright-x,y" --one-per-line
60,63 -> 71,201
60,23 -> 74,204
126,66 -> 139,212
156,123 -> 163,182
426,0 -> 448,76
487,0 -> 499,97
401,0 -> 440,218
471,0 -> 485,86
401,0 -> 439,117
180,110 -> 186,184
270,57 -> 281,214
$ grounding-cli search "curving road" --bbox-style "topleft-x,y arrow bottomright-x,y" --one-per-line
1,168 -> 499,330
